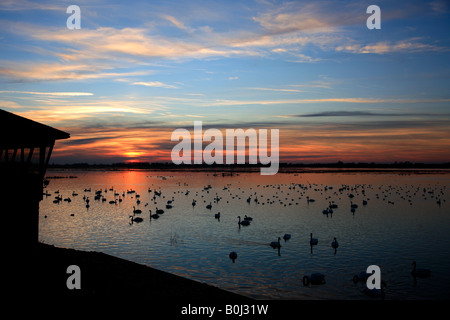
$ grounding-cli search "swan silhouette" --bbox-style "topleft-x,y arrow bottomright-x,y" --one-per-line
133,206 -> 142,214
303,273 -> 325,286
238,216 -> 250,226
363,282 -> 386,299
270,237 -> 282,249
283,234 -> 291,241
310,233 -> 318,246
353,271 -> 370,283
411,261 -> 431,278
331,237 -> 339,249
149,210 -> 159,219
130,213 -> 143,223
229,252 -> 237,263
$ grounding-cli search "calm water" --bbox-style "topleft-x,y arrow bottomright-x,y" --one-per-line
39,169 -> 450,300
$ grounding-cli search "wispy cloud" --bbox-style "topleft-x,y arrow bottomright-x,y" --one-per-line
0,59 -> 150,82
280,111 -> 447,118
252,2 -> 341,35
336,39 -> 447,54
161,14 -> 193,32
132,81 -> 178,89
0,0 -> 61,11
248,87 -> 303,93
206,97 -> 450,107
0,90 -> 93,96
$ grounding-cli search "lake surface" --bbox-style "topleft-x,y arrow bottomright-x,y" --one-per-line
39,168 -> 450,299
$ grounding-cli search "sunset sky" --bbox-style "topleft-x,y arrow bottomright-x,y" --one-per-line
1,0 -> 449,164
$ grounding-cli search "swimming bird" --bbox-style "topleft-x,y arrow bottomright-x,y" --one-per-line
206,202 -> 212,209
215,212 -> 220,219
238,216 -> 250,226
283,234 -> 291,241
133,206 -> 142,214
229,251 -> 238,263
149,210 -> 159,219
310,233 -> 318,246
363,281 -> 386,299
353,271 -> 370,283
411,261 -> 431,278
130,213 -> 143,223
243,215 -> 253,221
303,273 -> 325,286
270,237 -> 282,249
331,237 -> 339,249
329,202 -> 338,209
156,208 -> 164,214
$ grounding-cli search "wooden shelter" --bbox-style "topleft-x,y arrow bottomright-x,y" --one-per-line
0,109 -> 70,249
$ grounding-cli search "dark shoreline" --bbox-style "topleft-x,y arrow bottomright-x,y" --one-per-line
48,161 -> 450,171
45,164 -> 450,176
25,242 -> 252,301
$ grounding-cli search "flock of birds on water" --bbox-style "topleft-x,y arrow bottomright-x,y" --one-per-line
43,176 -> 446,299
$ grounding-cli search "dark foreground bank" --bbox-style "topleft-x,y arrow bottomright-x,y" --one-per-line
22,243 -> 251,301
10,244 -> 437,317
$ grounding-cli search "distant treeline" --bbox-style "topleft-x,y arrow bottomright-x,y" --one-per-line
47,161 -> 450,170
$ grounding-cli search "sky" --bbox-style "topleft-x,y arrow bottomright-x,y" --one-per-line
0,0 -> 449,164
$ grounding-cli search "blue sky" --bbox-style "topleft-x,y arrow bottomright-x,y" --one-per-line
0,0 -> 449,163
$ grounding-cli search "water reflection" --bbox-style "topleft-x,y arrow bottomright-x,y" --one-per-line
39,169 -> 450,299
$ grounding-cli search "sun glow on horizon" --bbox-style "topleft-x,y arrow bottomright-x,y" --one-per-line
1,0 -> 449,164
